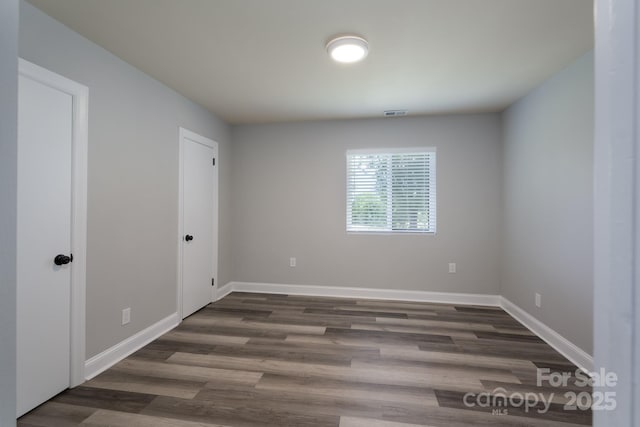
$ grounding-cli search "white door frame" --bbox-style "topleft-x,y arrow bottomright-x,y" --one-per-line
177,127 -> 218,319
593,0 -> 640,425
18,58 -> 88,388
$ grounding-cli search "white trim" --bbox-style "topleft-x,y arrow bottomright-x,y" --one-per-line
18,58 -> 88,388
84,313 -> 179,380
594,0 -> 640,424
213,282 -> 235,302
346,149 -> 437,234
499,297 -> 593,373
214,281 -> 235,301
217,281 -> 500,306
215,282 -> 593,373
346,147 -> 437,155
177,129 -> 185,319
177,127 -> 219,320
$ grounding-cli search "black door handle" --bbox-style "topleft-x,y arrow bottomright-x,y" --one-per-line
54,254 -> 73,266
185,235 -> 194,242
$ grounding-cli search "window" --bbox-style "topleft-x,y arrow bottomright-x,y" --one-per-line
346,148 -> 436,233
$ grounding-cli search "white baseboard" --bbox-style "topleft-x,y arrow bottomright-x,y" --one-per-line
214,281 -> 234,301
84,312 -> 180,380
500,297 -> 594,373
217,281 -> 593,373
218,281 -> 501,306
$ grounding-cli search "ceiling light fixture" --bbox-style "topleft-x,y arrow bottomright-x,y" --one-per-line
326,35 -> 369,64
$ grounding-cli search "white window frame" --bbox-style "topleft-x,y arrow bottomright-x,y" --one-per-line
346,147 -> 437,234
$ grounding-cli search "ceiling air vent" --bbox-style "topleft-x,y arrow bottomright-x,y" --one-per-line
383,110 -> 408,117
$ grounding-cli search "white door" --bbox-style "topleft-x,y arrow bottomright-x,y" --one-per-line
180,129 -> 218,318
17,60 -> 87,417
17,74 -> 73,415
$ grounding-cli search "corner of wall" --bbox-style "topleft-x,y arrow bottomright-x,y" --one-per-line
499,50 -> 595,356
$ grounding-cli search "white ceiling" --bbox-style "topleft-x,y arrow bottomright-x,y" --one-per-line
27,0 -> 594,124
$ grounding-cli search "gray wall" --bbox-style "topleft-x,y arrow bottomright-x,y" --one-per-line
231,115 -> 502,293
19,1 -> 232,358
0,0 -> 18,423
501,51 -> 594,353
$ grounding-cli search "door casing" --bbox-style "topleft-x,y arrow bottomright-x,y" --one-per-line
177,127 -> 218,319
17,58 -> 88,392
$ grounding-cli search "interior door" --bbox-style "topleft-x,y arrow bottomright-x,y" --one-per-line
181,133 -> 217,318
17,74 -> 73,416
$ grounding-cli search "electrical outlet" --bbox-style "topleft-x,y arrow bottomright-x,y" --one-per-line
448,262 -> 456,273
290,257 -> 296,267
535,293 -> 541,308
122,307 -> 131,325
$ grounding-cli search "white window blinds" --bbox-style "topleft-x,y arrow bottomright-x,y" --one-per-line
346,148 -> 436,233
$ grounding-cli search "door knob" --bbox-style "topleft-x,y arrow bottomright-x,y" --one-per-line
54,254 -> 73,266
185,235 -> 194,242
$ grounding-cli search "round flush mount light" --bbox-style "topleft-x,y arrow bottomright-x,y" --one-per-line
326,35 -> 369,63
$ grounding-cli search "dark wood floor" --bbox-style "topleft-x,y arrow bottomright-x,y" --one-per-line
19,292 -> 592,426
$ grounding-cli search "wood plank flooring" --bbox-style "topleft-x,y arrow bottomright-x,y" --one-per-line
18,292 -> 592,426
